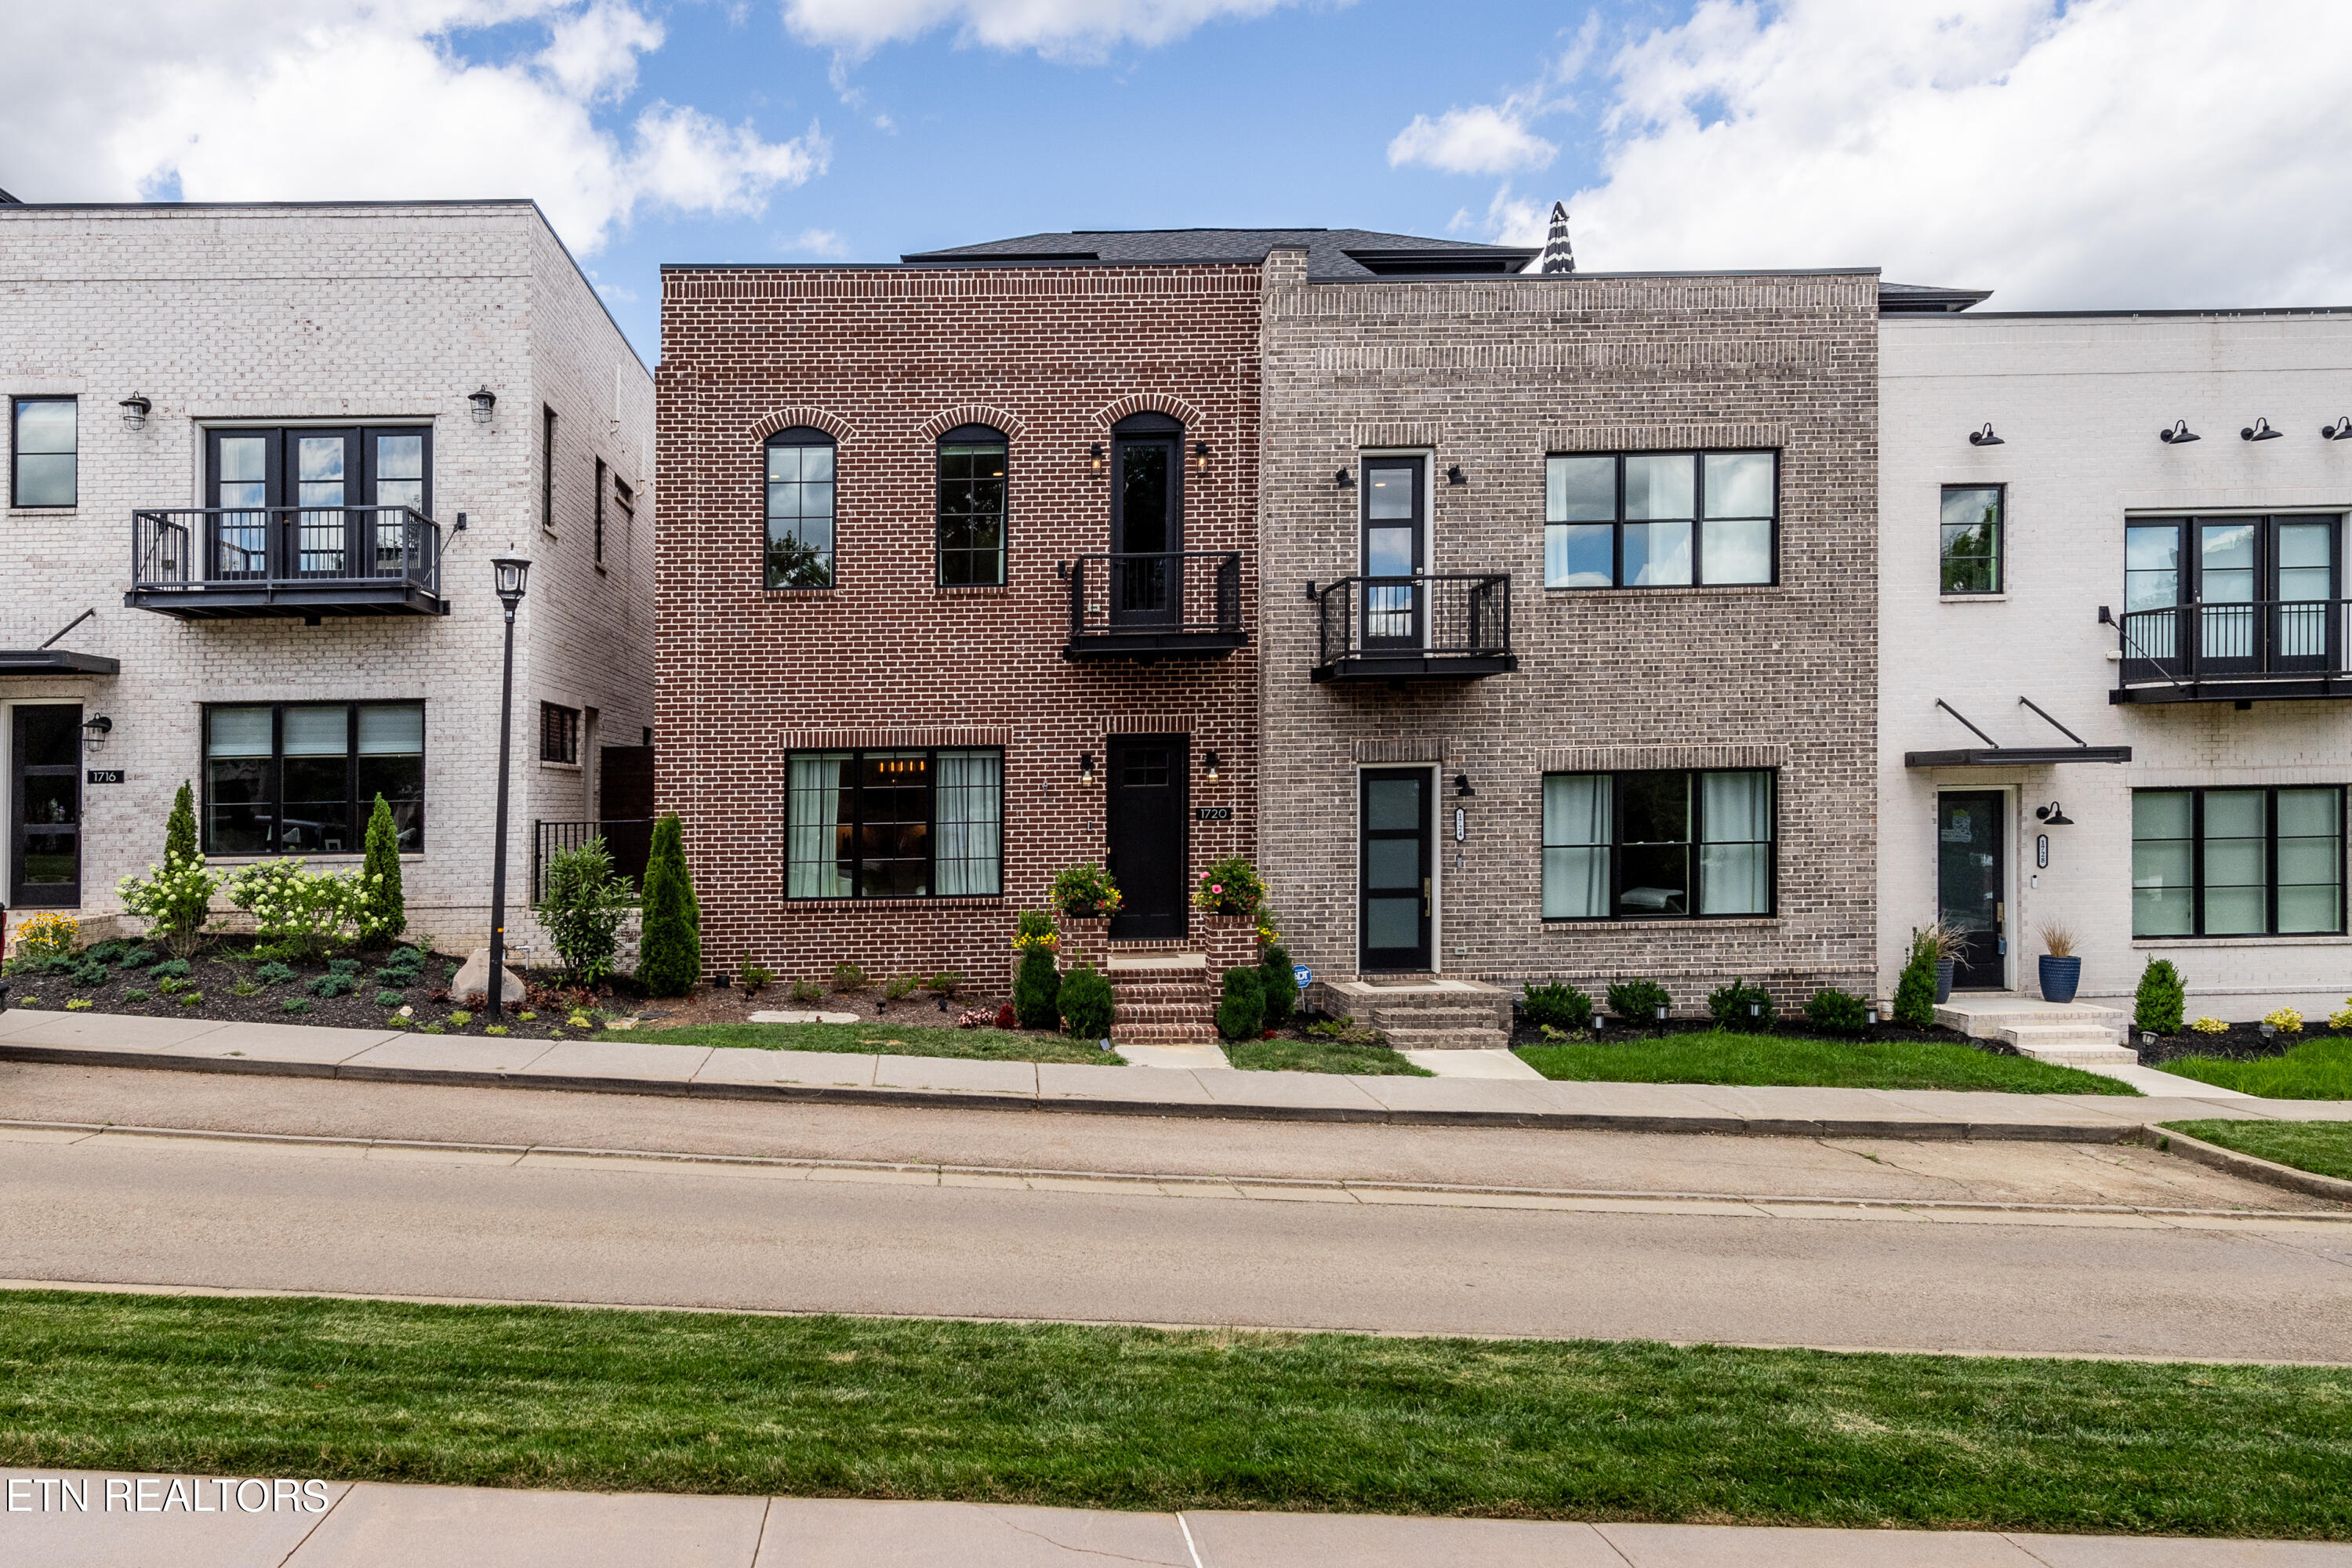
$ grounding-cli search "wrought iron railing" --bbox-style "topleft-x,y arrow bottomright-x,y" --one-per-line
131,506 -> 441,595
1312,573 -> 1512,668
533,818 -> 655,902
2114,597 -> 2352,693
1064,551 -> 1242,641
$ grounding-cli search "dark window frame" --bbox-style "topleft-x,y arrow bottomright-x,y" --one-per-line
539,701 -> 581,764
2131,785 -> 2347,939
11,395 -> 78,510
764,426 -> 837,590
1542,448 -> 1781,590
593,456 -> 607,568
1940,483 -> 2004,595
935,423 -> 1008,588
540,405 -> 557,533
198,700 -> 426,858
783,746 -> 1005,902
1540,767 -> 1779,922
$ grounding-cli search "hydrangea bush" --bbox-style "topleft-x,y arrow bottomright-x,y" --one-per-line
223,859 -> 356,962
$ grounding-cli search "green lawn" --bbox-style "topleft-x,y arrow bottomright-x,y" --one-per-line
2163,1120 -> 2352,1181
1226,1036 -> 1432,1076
1515,1032 -> 2137,1095
2158,1037 -> 2352,1099
603,1022 -> 1122,1065
2,1292 -> 2349,1537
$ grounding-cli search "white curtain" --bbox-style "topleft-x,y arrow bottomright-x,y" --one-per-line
934,750 -> 1003,896
1542,773 -> 1611,918
787,753 -> 851,898
1698,770 -> 1772,915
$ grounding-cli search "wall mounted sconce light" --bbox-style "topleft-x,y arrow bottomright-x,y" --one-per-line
469,387 -> 497,424
2158,419 -> 2199,445
2241,417 -> 2282,441
1967,423 -> 2004,447
1454,772 -> 1476,799
2034,801 -> 2074,826
1088,443 -> 1105,470
81,714 -> 113,752
1078,752 -> 1097,785
1203,750 -> 1221,782
2324,416 -> 2352,441
1333,467 -> 1354,488
1192,441 -> 1210,472
1445,464 -> 1467,485
118,394 -> 151,431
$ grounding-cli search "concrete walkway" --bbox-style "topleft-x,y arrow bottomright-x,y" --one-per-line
5,1472 -> 2343,1566
0,1006 -> 2339,1144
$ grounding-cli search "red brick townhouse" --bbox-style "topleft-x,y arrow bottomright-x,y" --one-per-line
656,229 -> 1537,1008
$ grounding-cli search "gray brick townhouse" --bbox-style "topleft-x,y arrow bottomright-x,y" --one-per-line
0,196 -> 655,952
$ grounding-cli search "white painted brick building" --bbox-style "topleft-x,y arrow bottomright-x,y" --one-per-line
0,200 -> 655,954
1880,306 -> 2352,1019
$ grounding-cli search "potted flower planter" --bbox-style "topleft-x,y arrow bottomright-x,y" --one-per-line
2038,954 -> 2082,1004
1933,960 -> 1955,1004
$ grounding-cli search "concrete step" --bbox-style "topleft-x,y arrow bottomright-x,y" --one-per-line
1380,1025 -> 1512,1051
1997,1024 -> 2140,1065
1936,999 -> 2128,1044
1105,952 -> 1207,974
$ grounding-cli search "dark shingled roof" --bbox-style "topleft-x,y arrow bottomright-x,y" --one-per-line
902,227 -> 1539,280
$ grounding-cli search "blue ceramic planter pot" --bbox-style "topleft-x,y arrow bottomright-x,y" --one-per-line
2039,955 -> 2082,1004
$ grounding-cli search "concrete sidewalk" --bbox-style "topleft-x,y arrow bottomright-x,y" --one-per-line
0,1006 -> 2343,1145
4,1472 -> 2344,1567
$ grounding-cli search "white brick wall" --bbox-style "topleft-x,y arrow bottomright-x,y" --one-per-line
1879,310 -> 2352,1017
0,201 -> 655,955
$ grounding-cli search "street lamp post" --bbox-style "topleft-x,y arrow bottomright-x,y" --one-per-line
485,554 -> 532,1018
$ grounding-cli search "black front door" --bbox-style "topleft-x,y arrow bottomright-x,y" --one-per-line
1360,768 -> 1432,971
1110,422 -> 1182,626
1105,734 -> 1188,941
1937,791 -> 2004,989
12,705 -> 82,908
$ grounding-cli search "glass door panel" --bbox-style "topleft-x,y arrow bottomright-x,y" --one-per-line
11,705 -> 82,907
294,431 -> 357,578
209,432 -> 274,579
1110,437 -> 1178,625
2273,517 -> 2335,670
1360,459 -> 1423,650
2198,521 -> 2257,670
1359,770 -> 1430,971
371,430 -> 426,578
2122,522 -> 2180,673
1936,792 -> 2004,989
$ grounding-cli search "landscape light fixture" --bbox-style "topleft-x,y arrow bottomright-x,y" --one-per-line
2034,801 -> 2074,826
484,554 -> 533,1019
80,714 -> 112,752
2261,1021 -> 2278,1038
2324,416 -> 2352,441
1088,443 -> 1104,470
1454,772 -> 1476,798
118,394 -> 151,430
1078,752 -> 1097,785
1446,464 -> 1467,485
2158,419 -> 2199,445
1334,467 -> 1354,488
1203,750 -> 1221,782
1192,441 -> 1210,472
2241,417 -> 2282,441
1968,423 -> 2005,447
469,387 -> 497,423
1867,1007 -> 1881,1027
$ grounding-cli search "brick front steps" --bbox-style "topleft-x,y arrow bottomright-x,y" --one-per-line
1107,949 -> 1219,1044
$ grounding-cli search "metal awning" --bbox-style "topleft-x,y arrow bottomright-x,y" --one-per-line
1904,697 -> 2131,768
0,610 -> 118,677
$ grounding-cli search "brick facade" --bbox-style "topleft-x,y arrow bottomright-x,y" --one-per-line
655,263 -> 1261,985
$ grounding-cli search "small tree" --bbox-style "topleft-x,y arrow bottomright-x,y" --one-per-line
351,793 -> 408,947
1258,941 -> 1299,1030
1058,963 -> 1115,1039
1215,965 -> 1265,1042
1893,928 -> 1940,1029
165,779 -> 198,866
536,836 -> 633,984
634,812 -> 702,996
2134,957 -> 2186,1036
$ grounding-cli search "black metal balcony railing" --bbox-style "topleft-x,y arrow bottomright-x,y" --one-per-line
533,818 -> 655,902
1062,550 -> 1245,658
128,506 -> 444,618
2113,597 -> 2352,703
1311,573 -> 1515,681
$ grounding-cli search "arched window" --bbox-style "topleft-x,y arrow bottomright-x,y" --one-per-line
764,426 -> 835,589
935,423 -> 1007,586
1110,412 -> 1183,622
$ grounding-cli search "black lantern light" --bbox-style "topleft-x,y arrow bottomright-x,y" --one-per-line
81,714 -> 112,752
2324,416 -> 2352,441
1968,423 -> 2005,447
484,554 -> 532,1018
118,394 -> 151,430
1454,772 -> 1476,798
1078,752 -> 1097,785
1192,441 -> 1210,472
1446,464 -> 1467,485
1203,750 -> 1221,782
493,554 -> 532,606
2241,417 -> 2282,441
1088,442 -> 1105,470
2158,419 -> 2199,445
470,387 -> 498,423
1333,467 -> 1354,488
2035,801 -> 2074,826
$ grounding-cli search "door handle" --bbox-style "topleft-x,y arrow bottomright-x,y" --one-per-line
1422,876 -> 1431,915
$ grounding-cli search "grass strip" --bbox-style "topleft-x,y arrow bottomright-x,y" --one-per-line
2163,1119 -> 2352,1181
604,1022 -> 1121,1065
1515,1032 -> 2137,1094
1226,1036 -> 1432,1076
2,1292 -> 2348,1537
2159,1039 -> 2352,1100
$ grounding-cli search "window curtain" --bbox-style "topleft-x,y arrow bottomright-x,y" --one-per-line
787,753 -> 851,898
1697,770 -> 1772,915
935,750 -> 1003,896
1541,773 -> 1611,918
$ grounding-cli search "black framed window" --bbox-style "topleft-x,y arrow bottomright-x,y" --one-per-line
2123,515 -> 2339,666
1542,768 -> 1775,920
540,702 -> 580,764
1544,451 -> 1776,589
614,476 -> 634,562
936,424 -> 1007,586
593,456 -> 607,566
786,748 -> 1002,899
2132,786 -> 2343,938
202,702 -> 425,856
541,406 -> 557,532
12,397 -> 77,508
764,426 -> 836,588
1940,485 -> 2002,593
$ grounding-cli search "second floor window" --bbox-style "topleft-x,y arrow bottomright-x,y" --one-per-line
1544,451 -> 1777,589
1940,485 -> 2002,593
541,406 -> 557,532
764,427 -> 836,588
936,425 -> 1007,586
2123,515 -> 2339,670
540,702 -> 580,764
593,456 -> 607,566
12,397 -> 77,508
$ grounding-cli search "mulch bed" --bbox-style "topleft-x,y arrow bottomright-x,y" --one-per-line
2136,1022 -> 2347,1067
1505,1017 -> 2012,1052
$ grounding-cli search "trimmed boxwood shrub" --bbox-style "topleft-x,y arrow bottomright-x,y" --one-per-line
2135,957 -> 2186,1036
1523,982 -> 1594,1033
1705,977 -> 1775,1032
1606,978 -> 1672,1024
1893,932 -> 1940,1029
1805,988 -> 1871,1037
1058,964 -> 1114,1040
1215,966 -> 1265,1043
1012,947 -> 1062,1030
1258,942 -> 1299,1030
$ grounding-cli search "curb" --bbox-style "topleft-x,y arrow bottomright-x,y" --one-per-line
0,1039 -> 2146,1144
2147,1123 -> 2352,1203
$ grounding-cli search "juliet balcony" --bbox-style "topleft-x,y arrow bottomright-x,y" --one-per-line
1309,573 -> 1516,682
1061,550 -> 1247,659
126,506 -> 447,619
2111,598 -> 2352,704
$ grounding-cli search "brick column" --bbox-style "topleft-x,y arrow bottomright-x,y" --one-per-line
1201,914 -> 1258,976
1060,917 -> 1112,973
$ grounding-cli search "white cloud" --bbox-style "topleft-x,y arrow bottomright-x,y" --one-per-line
1388,107 -> 1557,177
1558,0 -> 2352,307
780,227 -> 852,257
0,2 -> 827,256
783,0 -> 1310,60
